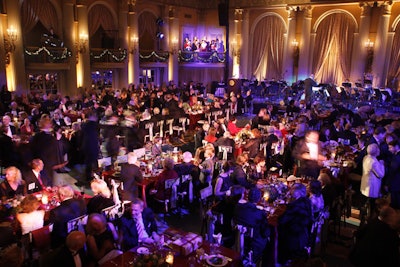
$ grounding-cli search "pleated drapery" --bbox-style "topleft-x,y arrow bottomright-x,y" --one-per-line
138,12 -> 157,40
179,67 -> 224,85
21,0 -> 58,34
88,5 -> 116,37
387,24 -> 400,87
312,13 -> 355,85
251,15 -> 285,81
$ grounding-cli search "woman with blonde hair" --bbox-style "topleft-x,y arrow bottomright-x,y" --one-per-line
87,178 -> 115,214
16,195 -> 45,235
0,166 -> 26,199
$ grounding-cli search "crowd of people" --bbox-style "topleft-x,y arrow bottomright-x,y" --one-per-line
0,78 -> 399,266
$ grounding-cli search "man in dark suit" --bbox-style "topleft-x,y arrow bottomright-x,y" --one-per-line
80,110 -> 100,182
49,185 -> 87,248
120,152 -> 143,201
23,158 -> 47,194
387,140 -> 400,209
117,198 -> 159,251
234,188 -> 270,263
30,117 -> 59,186
40,230 -> 87,267
213,131 -> 235,160
2,115 -> 17,138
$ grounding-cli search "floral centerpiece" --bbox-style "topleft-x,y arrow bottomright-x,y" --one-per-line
234,128 -> 254,145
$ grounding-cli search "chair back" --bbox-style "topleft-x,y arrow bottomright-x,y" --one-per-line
218,145 -> 232,161
67,214 -> 88,233
30,224 -> 53,251
233,224 -> 254,258
179,117 -> 188,131
102,204 -> 120,221
145,122 -> 154,141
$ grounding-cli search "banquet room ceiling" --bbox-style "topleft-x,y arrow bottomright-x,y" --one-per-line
143,0 -> 393,9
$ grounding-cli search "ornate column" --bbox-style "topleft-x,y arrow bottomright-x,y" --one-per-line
5,0 -> 25,93
127,1 -> 139,86
241,9 -> 250,79
117,1 -> 129,89
0,14 -> 7,87
76,0 -> 91,90
168,6 -> 179,84
284,6 -> 298,83
350,2 -> 372,83
298,5 -> 312,81
372,2 -> 392,87
232,9 -> 243,79
62,0 -> 78,96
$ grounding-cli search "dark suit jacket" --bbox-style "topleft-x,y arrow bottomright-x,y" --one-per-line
30,131 -> 59,186
40,245 -> 87,267
23,169 -> 46,194
80,120 -> 100,164
49,198 -> 87,248
388,152 -> 400,192
118,208 -> 158,251
120,163 -> 144,201
234,202 -> 270,261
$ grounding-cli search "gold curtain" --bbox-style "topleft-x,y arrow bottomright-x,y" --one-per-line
88,4 -> 116,37
312,13 -> 355,85
21,0 -> 57,34
387,24 -> 400,89
251,15 -> 285,81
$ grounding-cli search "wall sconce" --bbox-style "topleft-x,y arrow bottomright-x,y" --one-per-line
292,39 -> 299,67
76,33 -> 88,54
4,26 -> 17,65
171,38 -> 178,54
129,36 -> 138,54
365,39 -> 374,50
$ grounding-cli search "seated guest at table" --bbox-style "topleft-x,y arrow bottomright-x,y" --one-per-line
247,155 -> 267,181
338,123 -> 358,146
19,118 -> 34,139
195,122 -> 210,149
319,125 -> 337,143
230,154 -> 254,189
278,183 -> 313,265
0,166 -> 27,199
151,136 -> 163,156
349,206 -> 400,267
214,161 -> 234,200
234,188 -> 270,263
214,115 -> 228,138
40,230 -> 87,267
86,213 -> 118,267
117,198 -> 159,251
227,116 -> 243,136
120,152 -> 143,201
214,131 -> 235,160
292,130 -> 327,179
49,185 -> 87,248
16,195 -> 45,236
243,128 -> 262,159
211,185 -> 245,248
23,159 -> 48,195
204,127 -> 218,144
151,157 -> 179,204
308,180 -> 325,219
361,143 -> 385,219
87,178 -> 115,214
2,115 -> 17,138
285,100 -> 300,118
251,108 -> 270,130
174,151 -> 200,199
199,144 -> 216,186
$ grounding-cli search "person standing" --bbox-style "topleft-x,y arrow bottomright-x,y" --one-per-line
303,74 -> 317,109
81,110 -> 100,182
386,140 -> 400,209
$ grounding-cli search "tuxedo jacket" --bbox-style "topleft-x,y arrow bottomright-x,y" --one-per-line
118,208 -> 158,251
23,169 -> 46,194
41,245 -> 87,267
49,198 -> 87,248
120,163 -> 143,201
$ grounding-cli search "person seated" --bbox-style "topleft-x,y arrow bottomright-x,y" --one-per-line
173,151 -> 200,201
116,198 -> 159,251
120,152 -> 143,201
0,166 -> 27,199
230,154 -> 254,189
227,116 -> 243,136
211,185 -> 245,248
87,178 -> 115,214
277,183 -> 313,265
308,180 -> 325,219
23,158 -> 47,194
40,231 -> 87,267
86,213 -> 118,267
243,128 -> 262,159
233,188 -> 270,263
214,131 -> 235,160
49,185 -> 87,248
350,206 -> 400,267
204,127 -> 218,144
150,157 -> 179,205
214,161 -> 234,200
16,195 -> 45,236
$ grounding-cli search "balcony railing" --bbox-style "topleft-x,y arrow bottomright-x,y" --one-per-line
24,46 -> 72,64
178,51 -> 226,63
139,50 -> 170,63
90,48 -> 127,64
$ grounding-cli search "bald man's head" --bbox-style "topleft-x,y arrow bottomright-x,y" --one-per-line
66,231 -> 86,252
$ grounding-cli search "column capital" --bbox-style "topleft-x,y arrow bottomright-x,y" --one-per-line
286,6 -> 298,20
359,2 -> 373,16
300,5 -> 312,19
380,1 -> 392,15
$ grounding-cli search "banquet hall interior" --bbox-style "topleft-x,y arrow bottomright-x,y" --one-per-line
0,0 -> 400,266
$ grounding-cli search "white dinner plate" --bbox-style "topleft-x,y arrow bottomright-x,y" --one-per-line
206,254 -> 228,267
136,247 -> 150,255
